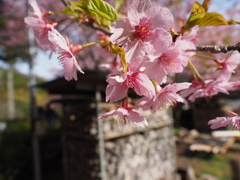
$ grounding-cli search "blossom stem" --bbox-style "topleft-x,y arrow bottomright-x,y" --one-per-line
187,60 -> 203,82
60,20 -> 77,33
122,97 -> 129,109
83,22 -> 112,36
150,79 -> 160,94
195,53 -> 218,62
82,41 -> 104,48
120,50 -> 128,73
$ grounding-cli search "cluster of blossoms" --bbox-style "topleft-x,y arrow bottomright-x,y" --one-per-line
100,0 -> 197,126
25,0 -> 240,129
25,0 -> 84,81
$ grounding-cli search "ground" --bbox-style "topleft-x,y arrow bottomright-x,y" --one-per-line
176,138 -> 240,180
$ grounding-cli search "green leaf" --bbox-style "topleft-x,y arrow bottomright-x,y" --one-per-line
59,2 -> 87,14
88,0 -> 118,26
202,0 -> 211,12
193,12 -> 228,26
72,1 -> 90,12
188,2 -> 206,22
183,1 -> 240,31
115,0 -> 124,12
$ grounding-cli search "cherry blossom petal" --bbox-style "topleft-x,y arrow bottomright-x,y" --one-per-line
143,28 -> 172,57
106,84 -> 127,103
110,17 -> 134,46
145,6 -> 173,30
208,117 -> 230,129
128,0 -> 152,25
128,109 -> 148,127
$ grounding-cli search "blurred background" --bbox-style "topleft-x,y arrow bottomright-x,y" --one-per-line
0,0 -> 240,180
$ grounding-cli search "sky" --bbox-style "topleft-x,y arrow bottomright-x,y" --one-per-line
1,0 -> 239,81
16,51 -> 62,80
0,51 -> 61,80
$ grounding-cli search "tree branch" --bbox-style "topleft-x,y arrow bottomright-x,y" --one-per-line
83,22 -> 111,36
194,42 -> 240,53
60,0 -> 71,7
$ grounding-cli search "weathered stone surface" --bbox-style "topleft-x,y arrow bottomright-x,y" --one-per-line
63,101 -> 176,180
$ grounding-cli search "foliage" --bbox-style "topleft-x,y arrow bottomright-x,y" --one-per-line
88,0 -> 118,26
0,0 -> 29,63
0,68 -> 48,120
178,151 -> 234,179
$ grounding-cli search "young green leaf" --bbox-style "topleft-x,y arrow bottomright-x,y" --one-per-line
202,0 -> 211,12
88,0 -> 118,26
193,12 -> 228,26
184,1 -> 240,31
188,2 -> 206,22
115,0 -> 124,12
59,2 -> 88,14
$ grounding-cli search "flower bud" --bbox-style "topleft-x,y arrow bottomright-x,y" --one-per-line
99,35 -> 110,48
70,45 -> 84,54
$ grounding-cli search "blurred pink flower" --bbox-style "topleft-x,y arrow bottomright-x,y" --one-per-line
98,105 -> 148,127
48,28 -> 84,81
208,111 -> 240,130
214,51 -> 240,81
180,79 -> 229,102
135,82 -> 191,111
28,0 -> 43,20
222,80 -> 240,91
110,0 -> 173,60
24,0 -> 57,51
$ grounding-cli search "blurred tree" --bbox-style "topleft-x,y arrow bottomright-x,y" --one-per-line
0,0 -> 29,120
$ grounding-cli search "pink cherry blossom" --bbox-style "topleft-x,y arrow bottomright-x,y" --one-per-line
144,26 -> 199,84
135,83 -> 191,111
98,105 -> 148,127
180,79 -> 229,102
110,0 -> 173,60
105,56 -> 155,103
175,25 -> 199,58
28,0 -> 43,19
221,80 -> 240,91
208,111 -> 240,130
48,28 -> 84,81
144,41 -> 189,84
24,0 -> 57,51
214,51 -> 240,81
179,78 -> 202,98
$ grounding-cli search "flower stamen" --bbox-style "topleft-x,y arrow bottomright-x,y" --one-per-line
134,18 -> 154,41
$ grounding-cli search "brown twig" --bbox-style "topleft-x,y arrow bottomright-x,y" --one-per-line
188,42 -> 240,53
60,0 -> 71,7
83,22 -> 111,36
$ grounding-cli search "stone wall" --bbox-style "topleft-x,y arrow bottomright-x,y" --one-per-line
62,100 -> 177,180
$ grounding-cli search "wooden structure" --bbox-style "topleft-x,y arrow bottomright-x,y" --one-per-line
176,128 -> 237,154
38,70 -> 177,180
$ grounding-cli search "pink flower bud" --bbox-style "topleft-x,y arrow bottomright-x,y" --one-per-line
70,45 -> 84,54
99,35 -> 110,48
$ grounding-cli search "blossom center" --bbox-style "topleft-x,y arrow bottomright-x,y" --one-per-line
134,18 -> 153,41
57,49 -> 73,62
125,72 -> 143,90
160,53 -> 175,65
157,92 -> 176,109
159,53 -> 176,71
